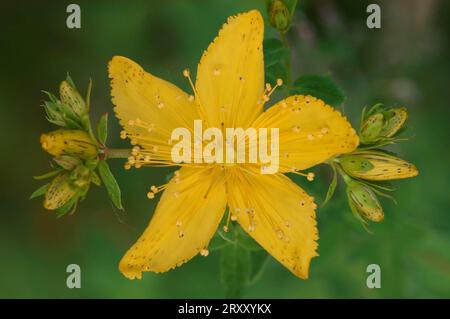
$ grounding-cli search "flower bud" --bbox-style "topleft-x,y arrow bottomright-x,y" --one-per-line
268,0 -> 291,33
360,105 -> 408,144
346,180 -> 384,222
380,107 -> 408,138
59,80 -> 87,118
44,173 -> 77,210
40,129 -> 97,159
340,151 -> 418,181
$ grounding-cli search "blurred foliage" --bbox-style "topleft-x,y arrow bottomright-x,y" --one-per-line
0,0 -> 449,298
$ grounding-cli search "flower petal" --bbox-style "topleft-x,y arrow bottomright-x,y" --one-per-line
195,10 -> 265,128
252,95 -> 359,172
109,56 -> 200,164
227,167 -> 319,279
119,166 -> 227,279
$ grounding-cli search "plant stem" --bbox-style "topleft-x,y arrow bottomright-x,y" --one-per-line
280,32 -> 292,93
107,148 -> 130,159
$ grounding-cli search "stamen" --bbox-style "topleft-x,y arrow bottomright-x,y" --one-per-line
183,68 -> 199,103
290,170 -> 315,182
258,79 -> 283,105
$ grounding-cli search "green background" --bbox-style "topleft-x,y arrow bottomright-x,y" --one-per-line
1,0 -> 449,298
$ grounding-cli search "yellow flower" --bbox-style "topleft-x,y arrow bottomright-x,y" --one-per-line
40,129 -> 97,159
109,10 -> 358,280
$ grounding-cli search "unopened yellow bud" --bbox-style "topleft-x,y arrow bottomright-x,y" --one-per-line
44,173 -> 77,210
59,80 -> 86,117
40,130 -> 97,159
340,151 -> 418,181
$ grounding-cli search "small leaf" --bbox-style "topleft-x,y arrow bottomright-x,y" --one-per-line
97,113 -> 108,145
220,243 -> 250,298
263,38 -> 290,85
29,183 -> 49,199
97,161 -> 123,210
33,170 -> 62,180
86,78 -> 92,112
323,164 -> 338,206
56,196 -> 78,218
291,75 -> 345,107
91,171 -> 101,186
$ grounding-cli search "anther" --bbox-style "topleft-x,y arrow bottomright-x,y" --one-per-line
147,192 -> 155,199
307,172 -> 315,182
200,249 -> 209,257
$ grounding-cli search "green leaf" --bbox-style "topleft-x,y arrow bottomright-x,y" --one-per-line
29,183 -> 49,199
248,250 -> 269,284
220,243 -> 250,298
97,113 -> 108,145
208,232 -> 231,252
56,196 -> 78,217
86,78 -> 92,112
290,75 -> 345,107
323,164 -> 338,206
33,169 -> 62,180
97,161 -> 123,210
263,38 -> 290,85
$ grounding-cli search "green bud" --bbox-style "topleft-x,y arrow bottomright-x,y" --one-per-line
359,104 -> 408,144
360,113 -> 384,144
347,180 -> 384,222
268,0 -> 292,33
59,78 -> 87,118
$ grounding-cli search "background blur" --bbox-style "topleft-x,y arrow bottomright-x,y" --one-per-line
0,0 -> 449,298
